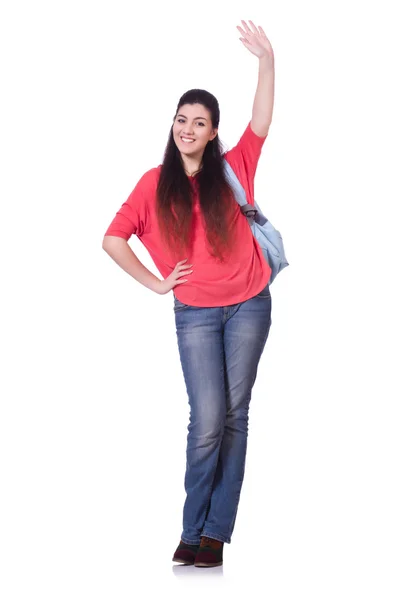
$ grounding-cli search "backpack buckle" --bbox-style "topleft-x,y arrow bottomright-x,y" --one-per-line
240,204 -> 257,217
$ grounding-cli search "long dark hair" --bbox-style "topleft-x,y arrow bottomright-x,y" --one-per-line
156,89 -> 236,263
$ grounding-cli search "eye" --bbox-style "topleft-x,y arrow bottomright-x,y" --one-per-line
177,118 -> 205,126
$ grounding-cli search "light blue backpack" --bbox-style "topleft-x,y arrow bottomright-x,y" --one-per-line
223,159 -> 289,284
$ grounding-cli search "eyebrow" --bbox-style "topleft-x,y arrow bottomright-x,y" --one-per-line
177,114 -> 207,121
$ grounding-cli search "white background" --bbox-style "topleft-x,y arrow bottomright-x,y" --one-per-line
1,0 -> 396,598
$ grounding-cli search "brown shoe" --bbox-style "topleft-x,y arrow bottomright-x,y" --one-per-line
172,539 -> 200,565
194,536 -> 224,567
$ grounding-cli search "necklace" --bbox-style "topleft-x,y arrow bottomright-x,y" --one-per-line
185,167 -> 202,177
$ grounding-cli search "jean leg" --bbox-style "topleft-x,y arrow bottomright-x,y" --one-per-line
174,305 -> 226,545
202,289 -> 272,543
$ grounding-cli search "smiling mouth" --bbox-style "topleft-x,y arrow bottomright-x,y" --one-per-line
181,137 -> 195,143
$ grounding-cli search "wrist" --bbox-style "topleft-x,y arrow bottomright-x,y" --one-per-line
150,279 -> 165,295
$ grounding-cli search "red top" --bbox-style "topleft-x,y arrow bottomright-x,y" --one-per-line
104,121 -> 272,307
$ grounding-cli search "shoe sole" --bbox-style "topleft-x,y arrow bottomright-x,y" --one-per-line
194,561 -> 223,567
172,557 -> 195,565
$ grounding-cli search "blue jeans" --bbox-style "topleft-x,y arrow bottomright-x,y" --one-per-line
173,283 -> 272,544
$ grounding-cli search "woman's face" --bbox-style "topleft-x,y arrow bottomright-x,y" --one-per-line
172,103 -> 218,158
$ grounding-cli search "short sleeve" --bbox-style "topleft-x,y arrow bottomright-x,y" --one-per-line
104,169 -> 157,241
223,122 -> 267,205
223,121 -> 268,204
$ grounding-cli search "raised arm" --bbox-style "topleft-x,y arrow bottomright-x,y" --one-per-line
236,19 -> 275,137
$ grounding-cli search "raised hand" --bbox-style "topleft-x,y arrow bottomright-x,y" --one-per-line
236,20 -> 274,68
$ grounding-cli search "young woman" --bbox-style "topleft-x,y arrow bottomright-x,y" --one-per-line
102,20 -> 275,568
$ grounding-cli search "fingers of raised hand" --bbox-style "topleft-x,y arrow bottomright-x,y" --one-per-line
237,19 -> 266,39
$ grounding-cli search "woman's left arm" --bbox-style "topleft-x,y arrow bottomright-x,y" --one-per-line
237,20 -> 275,137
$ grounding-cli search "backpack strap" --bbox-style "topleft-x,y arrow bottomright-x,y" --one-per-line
222,158 -> 289,284
223,159 -> 267,225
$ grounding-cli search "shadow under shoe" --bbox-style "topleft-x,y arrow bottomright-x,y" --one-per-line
172,539 -> 201,565
194,536 -> 224,567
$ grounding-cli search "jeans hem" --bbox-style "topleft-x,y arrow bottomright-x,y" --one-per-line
181,535 -> 201,545
202,531 -> 231,544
